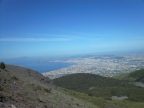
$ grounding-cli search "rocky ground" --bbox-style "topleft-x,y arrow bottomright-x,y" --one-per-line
0,65 -> 97,108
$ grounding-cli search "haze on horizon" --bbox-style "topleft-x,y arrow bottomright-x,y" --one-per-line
0,0 -> 144,59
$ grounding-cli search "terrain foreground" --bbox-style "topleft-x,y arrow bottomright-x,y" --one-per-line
1,64 -> 144,108
0,65 -> 97,108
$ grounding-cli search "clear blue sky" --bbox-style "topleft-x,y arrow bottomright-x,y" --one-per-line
0,0 -> 144,59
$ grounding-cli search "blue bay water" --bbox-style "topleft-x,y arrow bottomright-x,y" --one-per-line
22,62 -> 74,73
3,58 -> 74,73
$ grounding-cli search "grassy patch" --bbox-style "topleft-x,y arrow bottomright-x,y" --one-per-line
61,87 -> 144,108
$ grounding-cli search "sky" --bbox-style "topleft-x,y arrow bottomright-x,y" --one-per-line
0,0 -> 144,59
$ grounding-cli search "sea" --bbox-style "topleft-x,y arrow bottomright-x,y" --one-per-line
3,57 -> 74,73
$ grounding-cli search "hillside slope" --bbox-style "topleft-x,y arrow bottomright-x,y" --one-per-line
54,73 -> 131,92
53,73 -> 144,101
113,69 -> 144,82
0,65 -> 97,108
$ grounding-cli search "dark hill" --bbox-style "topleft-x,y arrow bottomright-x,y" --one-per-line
53,73 -> 130,91
53,73 -> 144,101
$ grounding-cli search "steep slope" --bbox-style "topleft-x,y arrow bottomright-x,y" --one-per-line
5,64 -> 51,84
0,65 -> 97,108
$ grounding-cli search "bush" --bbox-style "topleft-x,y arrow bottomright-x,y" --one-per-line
0,62 -> 5,69
43,88 -> 51,93
12,76 -> 19,80
0,85 -> 4,91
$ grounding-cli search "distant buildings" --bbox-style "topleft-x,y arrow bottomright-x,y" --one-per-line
43,54 -> 144,79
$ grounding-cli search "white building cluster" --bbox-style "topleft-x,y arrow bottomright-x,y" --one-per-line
43,54 -> 144,79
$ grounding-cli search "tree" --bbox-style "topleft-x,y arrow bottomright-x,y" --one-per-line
0,62 -> 5,69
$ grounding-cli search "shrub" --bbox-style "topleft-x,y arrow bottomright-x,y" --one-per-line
0,85 -> 4,91
43,88 -> 51,93
12,75 -> 19,80
0,62 -> 5,69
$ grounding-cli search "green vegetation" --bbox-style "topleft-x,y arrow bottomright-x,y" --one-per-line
54,73 -> 128,90
113,69 -> 144,82
61,87 -> 144,108
61,87 -> 107,108
0,62 -> 5,69
53,73 -> 144,102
